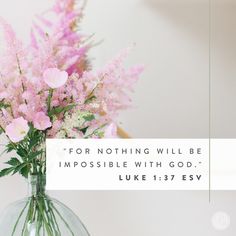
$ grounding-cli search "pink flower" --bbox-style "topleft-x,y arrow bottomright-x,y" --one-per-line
33,112 -> 52,130
18,104 -> 28,114
0,91 -> 9,99
43,68 -> 68,89
5,117 -> 29,143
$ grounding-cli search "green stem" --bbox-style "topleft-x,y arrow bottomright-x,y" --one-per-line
40,197 -> 58,235
47,89 -> 53,113
36,198 -> 54,236
46,199 -> 61,235
21,197 -> 34,235
51,204 -> 75,236
84,123 -> 107,139
11,201 -> 29,236
35,209 -> 42,235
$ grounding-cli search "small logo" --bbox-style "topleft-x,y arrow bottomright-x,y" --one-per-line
211,211 -> 231,231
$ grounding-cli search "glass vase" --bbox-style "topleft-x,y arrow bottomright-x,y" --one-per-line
0,174 -> 90,236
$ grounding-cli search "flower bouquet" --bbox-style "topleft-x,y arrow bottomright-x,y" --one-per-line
0,0 -> 142,235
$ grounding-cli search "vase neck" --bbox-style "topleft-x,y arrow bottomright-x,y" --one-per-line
28,174 -> 46,197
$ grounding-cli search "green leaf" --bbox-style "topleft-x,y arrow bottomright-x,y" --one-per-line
12,163 -> 27,175
82,113 -> 95,122
28,150 -> 43,161
48,104 -> 76,117
19,165 -> 30,178
76,126 -> 89,135
84,123 -> 107,139
95,130 -> 105,138
5,158 -> 21,166
0,102 -> 10,109
6,143 -> 16,153
16,148 -> 28,158
28,130 -> 43,149
0,167 -> 14,177
84,95 -> 96,104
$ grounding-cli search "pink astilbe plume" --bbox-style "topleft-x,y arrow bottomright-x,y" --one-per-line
82,48 -> 144,120
0,0 -> 143,139
0,17 -> 26,82
0,18 -> 30,124
30,0 -> 89,76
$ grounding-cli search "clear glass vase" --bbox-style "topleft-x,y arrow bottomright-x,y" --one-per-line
0,174 -> 90,236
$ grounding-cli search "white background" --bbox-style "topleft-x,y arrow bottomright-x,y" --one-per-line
46,139 -> 209,190
0,0 -> 236,235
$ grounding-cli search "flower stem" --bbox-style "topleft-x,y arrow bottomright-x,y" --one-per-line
36,198 -> 54,236
51,204 -> 75,236
11,201 -> 29,236
47,89 -> 53,113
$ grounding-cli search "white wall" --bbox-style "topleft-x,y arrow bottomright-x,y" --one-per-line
0,0 -> 236,236
211,0 -> 236,137
83,0 -> 210,138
